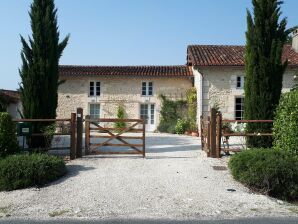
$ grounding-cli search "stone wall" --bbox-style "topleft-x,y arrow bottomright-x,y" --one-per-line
194,66 -> 296,119
57,76 -> 193,130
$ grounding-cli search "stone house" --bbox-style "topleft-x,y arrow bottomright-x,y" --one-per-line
187,30 -> 298,124
57,30 -> 298,132
57,66 -> 193,131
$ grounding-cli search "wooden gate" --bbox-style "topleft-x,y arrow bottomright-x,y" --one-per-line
85,116 -> 145,157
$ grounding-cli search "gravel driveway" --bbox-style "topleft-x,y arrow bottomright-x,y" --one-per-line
0,133 -> 297,220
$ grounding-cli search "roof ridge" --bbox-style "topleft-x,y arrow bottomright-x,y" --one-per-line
59,65 -> 190,67
187,44 -> 245,48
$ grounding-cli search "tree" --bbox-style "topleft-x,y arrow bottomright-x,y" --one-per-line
244,0 -> 292,148
114,104 -> 126,132
0,94 -> 8,112
19,0 -> 69,148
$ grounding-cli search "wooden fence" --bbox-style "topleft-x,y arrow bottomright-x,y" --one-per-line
85,116 -> 146,157
13,113 -> 77,159
200,108 -> 273,158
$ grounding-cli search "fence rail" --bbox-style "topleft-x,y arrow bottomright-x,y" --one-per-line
200,109 -> 273,158
13,114 -> 76,159
85,116 -> 146,157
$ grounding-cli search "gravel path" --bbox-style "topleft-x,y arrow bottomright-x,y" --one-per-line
0,133 -> 297,220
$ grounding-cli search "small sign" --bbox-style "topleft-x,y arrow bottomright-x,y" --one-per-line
22,128 -> 30,133
77,114 -> 81,118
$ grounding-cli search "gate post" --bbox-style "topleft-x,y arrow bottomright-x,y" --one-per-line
142,119 -> 146,158
216,112 -> 222,158
76,108 -> 83,158
70,113 -> 76,160
210,108 -> 217,158
207,116 -> 211,157
85,115 -> 90,155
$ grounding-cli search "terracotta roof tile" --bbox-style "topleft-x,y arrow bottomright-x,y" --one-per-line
59,65 -> 193,77
0,89 -> 20,103
187,44 -> 298,67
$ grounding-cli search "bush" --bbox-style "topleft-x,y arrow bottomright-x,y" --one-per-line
273,90 -> 298,155
0,112 -> 19,158
157,94 -> 187,133
228,148 -> 298,201
114,105 -> 126,131
175,119 -> 190,134
0,153 -> 66,191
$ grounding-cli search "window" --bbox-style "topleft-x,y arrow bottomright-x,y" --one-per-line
140,104 -> 148,124
236,76 -> 244,89
141,82 -> 153,96
235,97 -> 244,120
89,104 -> 100,119
89,81 -> 100,96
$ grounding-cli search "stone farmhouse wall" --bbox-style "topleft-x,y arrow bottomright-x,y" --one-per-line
57,76 -> 193,130
193,66 -> 296,120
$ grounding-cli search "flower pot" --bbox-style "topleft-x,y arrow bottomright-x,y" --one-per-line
191,132 -> 198,137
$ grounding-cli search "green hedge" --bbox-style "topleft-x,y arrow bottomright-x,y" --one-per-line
0,154 -> 66,191
228,148 -> 298,201
273,90 -> 298,155
0,112 -> 19,158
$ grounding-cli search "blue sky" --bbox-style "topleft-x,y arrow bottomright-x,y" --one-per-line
1,0 -> 297,90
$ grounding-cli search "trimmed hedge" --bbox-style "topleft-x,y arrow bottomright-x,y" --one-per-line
0,112 -> 19,158
0,154 -> 66,191
273,90 -> 298,155
228,148 -> 298,201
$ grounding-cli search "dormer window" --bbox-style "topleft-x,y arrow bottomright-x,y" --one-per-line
89,81 -> 100,96
142,82 -> 153,96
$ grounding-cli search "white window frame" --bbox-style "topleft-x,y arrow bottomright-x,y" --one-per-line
235,96 -> 244,120
141,81 -> 153,96
236,76 -> 244,89
89,81 -> 100,97
89,103 -> 100,120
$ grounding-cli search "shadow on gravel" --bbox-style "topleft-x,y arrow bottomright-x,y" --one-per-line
46,165 -> 95,187
1,218 -> 298,224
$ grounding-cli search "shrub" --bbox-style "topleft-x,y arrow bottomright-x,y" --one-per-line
114,105 -> 126,132
228,148 -> 298,201
0,112 -> 19,158
157,94 -> 187,133
273,90 -> 298,155
0,153 -> 66,191
175,119 -> 190,134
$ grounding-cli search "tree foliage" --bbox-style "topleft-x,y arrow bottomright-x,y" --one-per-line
244,0 -> 292,148
114,104 -> 126,131
19,0 -> 69,148
0,94 -> 8,112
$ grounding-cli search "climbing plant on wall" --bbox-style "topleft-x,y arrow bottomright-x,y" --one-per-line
157,94 -> 187,134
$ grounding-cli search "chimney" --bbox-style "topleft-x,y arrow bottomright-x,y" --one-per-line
292,29 -> 298,53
